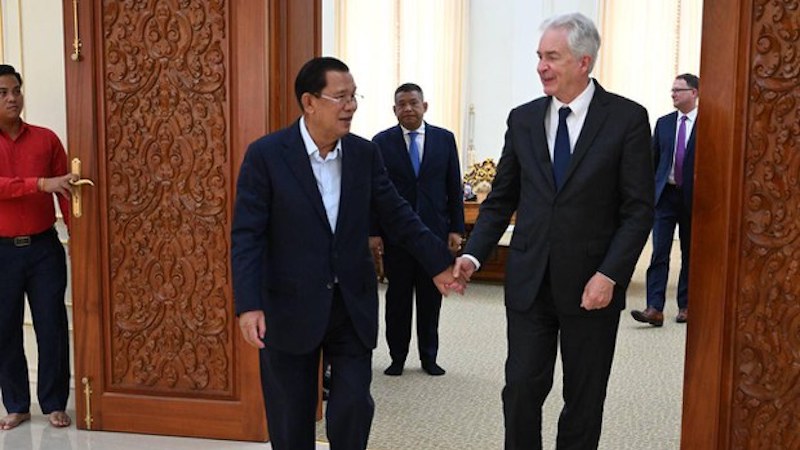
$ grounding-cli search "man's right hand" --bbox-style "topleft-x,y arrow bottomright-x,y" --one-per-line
369,236 -> 384,255
238,310 -> 266,349
41,173 -> 78,198
452,256 -> 477,282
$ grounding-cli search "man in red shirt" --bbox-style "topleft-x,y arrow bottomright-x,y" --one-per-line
0,64 -> 76,430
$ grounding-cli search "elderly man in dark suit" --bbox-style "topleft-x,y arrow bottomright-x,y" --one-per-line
454,13 -> 654,450
231,57 -> 462,450
371,83 -> 464,377
631,73 -> 699,326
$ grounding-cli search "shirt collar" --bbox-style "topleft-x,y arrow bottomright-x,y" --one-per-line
400,122 -> 426,136
680,108 -> 698,122
0,120 -> 28,140
551,79 -> 596,115
299,116 -> 341,158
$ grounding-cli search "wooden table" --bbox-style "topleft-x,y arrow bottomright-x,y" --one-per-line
463,201 -> 515,282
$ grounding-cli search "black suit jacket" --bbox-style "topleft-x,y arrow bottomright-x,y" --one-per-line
463,82 -> 654,315
653,111 -> 696,209
231,121 -> 454,354
372,123 -> 464,241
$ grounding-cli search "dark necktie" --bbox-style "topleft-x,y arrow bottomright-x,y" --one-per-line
674,115 -> 688,186
552,106 -> 572,189
408,131 -> 421,177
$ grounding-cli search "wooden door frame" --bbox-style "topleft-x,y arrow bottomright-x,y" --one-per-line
681,0 -> 745,446
683,0 -> 800,448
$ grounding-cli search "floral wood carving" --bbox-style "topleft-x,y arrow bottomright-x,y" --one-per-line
103,0 -> 232,396
734,0 -> 800,447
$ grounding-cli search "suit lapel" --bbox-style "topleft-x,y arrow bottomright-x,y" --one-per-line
418,122 -> 432,178
562,84 -> 610,187
686,117 -> 697,156
528,99 -> 556,193
664,111 -> 677,161
336,135 -> 358,234
392,126 -> 417,178
280,122 -> 332,233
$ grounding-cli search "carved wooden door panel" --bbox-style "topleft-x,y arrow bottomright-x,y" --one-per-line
63,0 -> 318,441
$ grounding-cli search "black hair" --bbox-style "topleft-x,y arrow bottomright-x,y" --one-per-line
294,57 -> 350,110
394,82 -> 424,100
676,73 -> 699,90
0,64 -> 23,86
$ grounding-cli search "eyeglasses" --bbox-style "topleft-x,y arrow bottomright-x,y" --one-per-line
670,88 -> 695,93
317,93 -> 364,106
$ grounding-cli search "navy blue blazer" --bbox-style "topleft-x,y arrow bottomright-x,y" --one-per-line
231,121 -> 454,354
372,123 -> 464,241
653,111 -> 696,209
463,82 -> 654,315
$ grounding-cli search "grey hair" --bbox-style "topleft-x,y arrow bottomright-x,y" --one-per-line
541,13 -> 601,73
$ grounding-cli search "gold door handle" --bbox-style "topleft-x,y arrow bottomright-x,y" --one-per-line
69,179 -> 95,187
71,158 -> 94,218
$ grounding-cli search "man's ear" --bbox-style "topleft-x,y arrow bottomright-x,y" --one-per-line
301,92 -> 314,113
580,55 -> 593,75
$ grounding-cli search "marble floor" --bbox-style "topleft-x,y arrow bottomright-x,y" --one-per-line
0,411 -> 330,450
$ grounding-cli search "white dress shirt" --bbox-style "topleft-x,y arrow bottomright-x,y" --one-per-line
400,122 -> 426,162
545,80 -> 596,161
300,116 -> 342,233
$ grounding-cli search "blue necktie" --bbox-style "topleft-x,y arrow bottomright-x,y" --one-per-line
408,131 -> 421,177
552,106 -> 572,189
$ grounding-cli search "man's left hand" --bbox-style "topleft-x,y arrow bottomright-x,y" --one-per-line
580,272 -> 614,310
447,233 -> 463,254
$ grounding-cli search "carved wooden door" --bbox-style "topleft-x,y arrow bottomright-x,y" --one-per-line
63,0 -> 319,440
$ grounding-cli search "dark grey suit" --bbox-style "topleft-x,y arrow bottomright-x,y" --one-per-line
464,81 -> 654,449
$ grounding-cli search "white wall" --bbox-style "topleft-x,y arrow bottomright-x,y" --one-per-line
1,0 -> 68,145
319,0 -> 599,165
466,0 -> 599,164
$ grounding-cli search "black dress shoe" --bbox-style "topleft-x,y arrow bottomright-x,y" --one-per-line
676,308 -> 688,323
384,361 -> 404,376
421,361 -> 446,376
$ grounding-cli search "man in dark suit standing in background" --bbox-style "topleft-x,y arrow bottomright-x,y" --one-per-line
454,13 -> 654,449
371,83 -> 464,377
632,74 -> 699,326
232,57 -> 462,450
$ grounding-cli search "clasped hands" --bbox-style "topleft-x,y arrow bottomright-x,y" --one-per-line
433,256 -> 477,297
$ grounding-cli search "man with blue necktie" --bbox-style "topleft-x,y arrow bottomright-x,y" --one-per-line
631,73 -> 699,326
371,83 -> 464,377
453,13 -> 654,449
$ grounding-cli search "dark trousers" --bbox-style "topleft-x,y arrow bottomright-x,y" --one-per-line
646,184 -> 691,311
260,289 -> 374,450
0,228 -> 70,415
503,277 -> 620,450
383,244 -> 442,364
